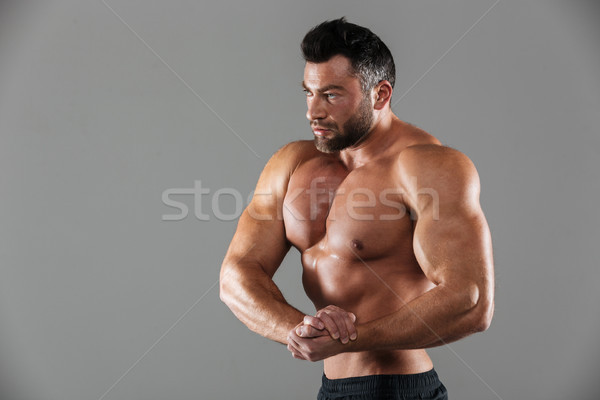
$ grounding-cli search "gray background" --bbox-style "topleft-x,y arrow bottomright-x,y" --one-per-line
1,1 -> 599,399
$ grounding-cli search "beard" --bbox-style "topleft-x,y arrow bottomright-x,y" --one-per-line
312,96 -> 374,153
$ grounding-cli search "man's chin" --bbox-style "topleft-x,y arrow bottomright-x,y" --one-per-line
314,137 -> 338,153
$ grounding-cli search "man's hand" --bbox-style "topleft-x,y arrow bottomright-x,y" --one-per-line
287,324 -> 347,361
286,305 -> 357,361
299,305 -> 358,344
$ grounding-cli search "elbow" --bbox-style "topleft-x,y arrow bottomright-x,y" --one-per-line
457,282 -> 494,333
219,282 -> 230,306
470,287 -> 494,333
219,263 -> 236,307
473,301 -> 494,332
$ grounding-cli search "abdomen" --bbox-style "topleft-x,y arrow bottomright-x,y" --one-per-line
301,241 -> 434,321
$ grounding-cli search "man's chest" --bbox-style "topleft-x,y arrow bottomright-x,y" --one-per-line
282,157 -> 415,259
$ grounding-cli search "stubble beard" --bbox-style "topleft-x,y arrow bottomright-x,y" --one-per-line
313,96 -> 374,154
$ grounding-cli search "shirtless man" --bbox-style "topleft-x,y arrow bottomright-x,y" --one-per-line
220,18 -> 494,400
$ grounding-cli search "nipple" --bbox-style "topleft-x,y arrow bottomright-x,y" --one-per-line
350,239 -> 363,251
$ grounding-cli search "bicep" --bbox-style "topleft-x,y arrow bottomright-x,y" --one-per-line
402,146 -> 493,289
221,143 -> 302,279
223,205 -> 291,279
413,205 -> 493,289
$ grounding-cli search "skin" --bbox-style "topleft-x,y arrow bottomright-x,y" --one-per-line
220,54 -> 494,379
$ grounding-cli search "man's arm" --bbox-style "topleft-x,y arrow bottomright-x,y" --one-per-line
288,145 -> 494,360
220,143 -> 304,344
220,142 -> 356,344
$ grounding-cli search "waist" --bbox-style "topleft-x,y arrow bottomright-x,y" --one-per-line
324,349 -> 433,379
319,368 -> 445,397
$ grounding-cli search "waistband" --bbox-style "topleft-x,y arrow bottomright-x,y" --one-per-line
320,369 -> 442,396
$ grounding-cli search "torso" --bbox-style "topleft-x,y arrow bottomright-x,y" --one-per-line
282,122 -> 440,378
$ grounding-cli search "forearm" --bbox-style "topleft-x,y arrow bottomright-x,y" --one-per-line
220,263 -> 305,344
347,283 -> 492,352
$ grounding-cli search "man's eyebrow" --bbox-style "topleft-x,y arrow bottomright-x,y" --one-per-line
301,81 -> 346,92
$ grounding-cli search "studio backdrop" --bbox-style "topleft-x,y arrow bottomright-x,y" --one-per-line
1,1 -> 599,399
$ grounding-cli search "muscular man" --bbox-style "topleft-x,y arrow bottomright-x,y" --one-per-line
220,18 -> 494,400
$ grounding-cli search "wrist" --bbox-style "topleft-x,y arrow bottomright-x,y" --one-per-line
340,323 -> 368,353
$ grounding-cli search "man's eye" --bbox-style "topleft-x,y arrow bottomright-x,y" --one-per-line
303,89 -> 312,96
326,93 -> 337,99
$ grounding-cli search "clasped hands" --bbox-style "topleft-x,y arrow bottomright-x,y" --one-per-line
287,305 -> 357,362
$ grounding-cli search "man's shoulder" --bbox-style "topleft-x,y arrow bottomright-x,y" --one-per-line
256,140 -> 323,190
396,144 -> 479,190
276,140 -> 320,159
399,144 -> 474,169
267,140 -> 323,172
384,121 -> 444,163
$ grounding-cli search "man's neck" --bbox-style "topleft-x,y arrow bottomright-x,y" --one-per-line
338,111 -> 399,170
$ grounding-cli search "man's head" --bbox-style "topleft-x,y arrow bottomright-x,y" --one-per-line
301,17 -> 395,96
301,18 -> 395,153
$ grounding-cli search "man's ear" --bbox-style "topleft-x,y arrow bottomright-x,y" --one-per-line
373,81 -> 393,110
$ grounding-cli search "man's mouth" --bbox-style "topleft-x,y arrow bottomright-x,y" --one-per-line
312,127 -> 332,136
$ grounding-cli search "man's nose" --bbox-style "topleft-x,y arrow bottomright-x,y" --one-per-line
306,97 -> 327,121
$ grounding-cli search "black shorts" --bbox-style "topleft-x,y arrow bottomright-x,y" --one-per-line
317,369 -> 448,400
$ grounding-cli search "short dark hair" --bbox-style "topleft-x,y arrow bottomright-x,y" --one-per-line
301,17 -> 396,93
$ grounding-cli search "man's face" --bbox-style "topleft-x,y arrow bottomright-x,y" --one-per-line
303,55 -> 374,153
